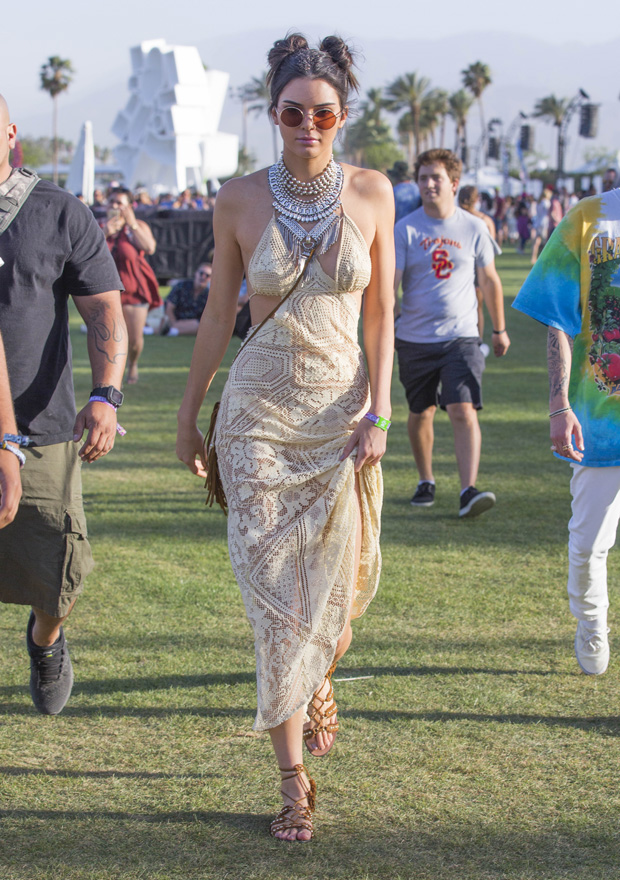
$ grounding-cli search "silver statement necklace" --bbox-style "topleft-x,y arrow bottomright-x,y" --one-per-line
268,155 -> 344,265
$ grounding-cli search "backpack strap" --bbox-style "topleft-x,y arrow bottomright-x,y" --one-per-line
0,167 -> 39,236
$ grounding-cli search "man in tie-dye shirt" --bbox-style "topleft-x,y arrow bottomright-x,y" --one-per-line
513,181 -> 620,676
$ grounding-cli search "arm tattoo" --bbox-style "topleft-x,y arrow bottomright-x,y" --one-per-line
547,327 -> 573,402
85,301 -> 127,365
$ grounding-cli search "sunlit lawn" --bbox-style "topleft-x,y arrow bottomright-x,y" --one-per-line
1,246 -> 619,879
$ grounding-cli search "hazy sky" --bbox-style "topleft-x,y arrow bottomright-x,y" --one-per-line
4,0 -> 619,169
5,0 -> 618,113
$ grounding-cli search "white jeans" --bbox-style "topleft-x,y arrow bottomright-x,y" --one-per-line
567,464 -> 620,628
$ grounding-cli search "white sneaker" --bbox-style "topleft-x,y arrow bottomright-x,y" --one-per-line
574,621 -> 610,675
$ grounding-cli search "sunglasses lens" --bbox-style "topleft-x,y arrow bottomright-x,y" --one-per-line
313,110 -> 338,130
279,107 -> 304,127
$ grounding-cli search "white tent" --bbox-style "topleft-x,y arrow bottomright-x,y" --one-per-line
66,121 -> 95,203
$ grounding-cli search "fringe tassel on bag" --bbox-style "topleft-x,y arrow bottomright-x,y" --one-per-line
203,401 -> 228,514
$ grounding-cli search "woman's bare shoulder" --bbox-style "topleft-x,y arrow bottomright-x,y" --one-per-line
215,168 -> 270,211
341,163 -> 393,200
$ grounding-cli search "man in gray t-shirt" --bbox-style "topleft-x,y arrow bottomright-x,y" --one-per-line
394,149 -> 510,518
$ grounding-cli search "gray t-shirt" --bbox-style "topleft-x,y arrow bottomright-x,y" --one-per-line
395,206 -> 496,343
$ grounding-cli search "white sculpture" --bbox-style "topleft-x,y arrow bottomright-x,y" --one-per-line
112,39 -> 238,194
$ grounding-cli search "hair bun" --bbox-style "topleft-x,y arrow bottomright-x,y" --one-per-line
319,36 -> 359,92
267,34 -> 309,82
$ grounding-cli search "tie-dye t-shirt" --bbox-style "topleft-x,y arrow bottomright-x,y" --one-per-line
513,189 -> 620,467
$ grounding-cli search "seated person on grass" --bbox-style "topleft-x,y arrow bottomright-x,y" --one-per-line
161,263 -> 211,336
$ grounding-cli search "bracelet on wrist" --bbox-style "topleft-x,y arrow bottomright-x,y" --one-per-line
492,328 -> 506,334
549,406 -> 572,419
90,395 -> 117,410
88,396 -> 127,436
0,440 -> 26,467
2,432 -> 30,447
364,412 -> 391,432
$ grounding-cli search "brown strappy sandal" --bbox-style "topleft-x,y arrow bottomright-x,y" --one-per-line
303,660 -> 339,758
269,764 -> 316,841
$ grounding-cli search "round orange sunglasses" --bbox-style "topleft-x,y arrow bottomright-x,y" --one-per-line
276,107 -> 344,130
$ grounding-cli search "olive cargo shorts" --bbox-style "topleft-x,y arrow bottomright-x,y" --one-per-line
0,441 -> 94,617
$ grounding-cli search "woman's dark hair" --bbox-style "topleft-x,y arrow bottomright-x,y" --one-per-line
266,33 -> 359,112
109,186 -> 134,203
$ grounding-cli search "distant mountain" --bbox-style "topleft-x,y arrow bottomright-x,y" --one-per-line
16,30 -> 620,172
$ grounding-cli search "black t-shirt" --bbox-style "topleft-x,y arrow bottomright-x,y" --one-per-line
0,177 -> 122,445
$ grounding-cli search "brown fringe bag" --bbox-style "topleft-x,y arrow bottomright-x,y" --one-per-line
203,248 -> 316,514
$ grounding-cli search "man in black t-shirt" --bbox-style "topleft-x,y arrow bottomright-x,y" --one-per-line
0,95 -> 127,715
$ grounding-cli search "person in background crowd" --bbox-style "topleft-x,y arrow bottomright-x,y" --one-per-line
458,184 -> 499,354
388,160 -> 422,223
549,189 -> 564,236
161,263 -> 212,336
103,188 -> 161,383
173,188 -> 198,210
531,186 -> 552,264
602,167 -> 618,193
395,149 -> 510,517
516,199 -> 532,254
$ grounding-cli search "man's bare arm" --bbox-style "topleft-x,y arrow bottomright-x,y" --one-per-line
476,262 -> 510,356
547,326 -> 584,460
0,330 -> 22,526
72,292 -> 128,462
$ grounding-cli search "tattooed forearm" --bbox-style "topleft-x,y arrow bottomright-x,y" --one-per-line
74,292 -> 128,384
87,316 -> 127,365
547,327 -> 573,404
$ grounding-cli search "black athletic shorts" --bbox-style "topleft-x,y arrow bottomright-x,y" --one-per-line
395,337 -> 484,413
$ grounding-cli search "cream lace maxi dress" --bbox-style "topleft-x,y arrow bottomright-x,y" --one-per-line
215,213 -> 383,731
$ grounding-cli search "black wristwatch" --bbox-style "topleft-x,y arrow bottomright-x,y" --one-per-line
90,385 -> 124,407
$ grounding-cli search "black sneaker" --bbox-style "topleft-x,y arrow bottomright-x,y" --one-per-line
410,481 -> 436,507
459,486 -> 496,518
27,612 -> 74,715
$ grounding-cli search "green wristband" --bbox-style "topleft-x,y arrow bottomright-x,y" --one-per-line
364,412 -> 391,431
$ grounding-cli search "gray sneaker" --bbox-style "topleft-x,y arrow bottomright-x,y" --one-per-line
574,621 -> 610,675
27,612 -> 74,715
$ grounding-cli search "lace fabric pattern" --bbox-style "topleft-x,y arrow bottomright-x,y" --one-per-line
215,275 -> 383,731
248,214 -> 372,297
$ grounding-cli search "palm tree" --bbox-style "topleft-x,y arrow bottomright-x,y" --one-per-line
532,94 -> 570,176
448,89 -> 474,157
426,89 -> 449,148
461,61 -> 492,142
385,72 -> 432,166
238,72 -> 278,163
344,89 -> 402,170
419,89 -> 449,150
362,88 -> 386,124
39,56 -> 74,185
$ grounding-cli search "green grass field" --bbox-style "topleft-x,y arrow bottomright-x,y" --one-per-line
1,246 -> 619,880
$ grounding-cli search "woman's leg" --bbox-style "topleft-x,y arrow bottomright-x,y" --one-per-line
304,474 -> 363,754
122,304 -> 148,383
269,707 -> 314,841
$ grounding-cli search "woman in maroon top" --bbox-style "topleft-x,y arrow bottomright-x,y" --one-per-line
104,189 -> 160,383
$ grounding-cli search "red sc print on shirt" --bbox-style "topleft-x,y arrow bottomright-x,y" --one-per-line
431,247 -> 454,279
